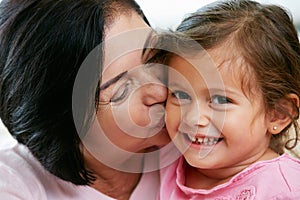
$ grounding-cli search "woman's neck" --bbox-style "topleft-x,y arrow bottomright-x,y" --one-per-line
83,149 -> 143,200
90,168 -> 142,200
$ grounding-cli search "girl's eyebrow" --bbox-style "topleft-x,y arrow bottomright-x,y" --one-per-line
99,71 -> 128,91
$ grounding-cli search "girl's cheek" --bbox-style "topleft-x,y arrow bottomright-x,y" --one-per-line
166,106 -> 182,138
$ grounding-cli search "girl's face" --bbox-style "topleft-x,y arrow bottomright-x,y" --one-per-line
82,12 -> 170,172
166,48 -> 274,171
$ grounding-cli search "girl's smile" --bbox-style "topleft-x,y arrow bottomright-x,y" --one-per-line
184,133 -> 223,146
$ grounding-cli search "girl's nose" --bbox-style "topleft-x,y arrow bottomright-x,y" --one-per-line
183,103 -> 211,127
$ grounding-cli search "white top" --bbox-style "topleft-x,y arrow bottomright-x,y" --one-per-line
0,132 -> 160,200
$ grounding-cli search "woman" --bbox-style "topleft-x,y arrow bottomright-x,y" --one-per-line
0,0 -> 175,199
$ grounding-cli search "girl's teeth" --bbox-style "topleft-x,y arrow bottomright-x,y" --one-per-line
187,134 -> 219,146
198,137 -> 203,143
187,134 -> 197,142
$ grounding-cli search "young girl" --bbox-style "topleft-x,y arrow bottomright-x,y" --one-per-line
148,0 -> 300,199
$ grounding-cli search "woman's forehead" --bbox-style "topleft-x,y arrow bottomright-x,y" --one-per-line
104,12 -> 148,40
101,13 -> 151,84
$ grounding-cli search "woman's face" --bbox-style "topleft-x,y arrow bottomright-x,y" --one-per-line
82,12 -> 170,172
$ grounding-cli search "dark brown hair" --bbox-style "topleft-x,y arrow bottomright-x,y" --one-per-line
0,0 -> 148,185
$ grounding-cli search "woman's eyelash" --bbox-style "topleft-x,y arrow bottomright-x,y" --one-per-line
110,82 -> 130,103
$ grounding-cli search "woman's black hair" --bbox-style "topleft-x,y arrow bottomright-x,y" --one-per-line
0,0 -> 148,185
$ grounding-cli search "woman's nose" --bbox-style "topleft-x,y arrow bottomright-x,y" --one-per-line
141,83 -> 167,106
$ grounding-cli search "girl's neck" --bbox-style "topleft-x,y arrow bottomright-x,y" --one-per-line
185,148 -> 279,190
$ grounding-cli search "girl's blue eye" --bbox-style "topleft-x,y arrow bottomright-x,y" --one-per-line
211,95 -> 231,104
171,90 -> 191,100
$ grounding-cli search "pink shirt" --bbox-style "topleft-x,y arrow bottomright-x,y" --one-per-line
0,134 -> 160,200
160,155 -> 300,199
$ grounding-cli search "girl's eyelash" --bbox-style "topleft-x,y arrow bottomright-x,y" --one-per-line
210,95 -> 232,104
169,89 -> 233,107
171,90 -> 191,100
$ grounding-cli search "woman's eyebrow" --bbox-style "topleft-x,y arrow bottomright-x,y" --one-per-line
99,71 -> 128,91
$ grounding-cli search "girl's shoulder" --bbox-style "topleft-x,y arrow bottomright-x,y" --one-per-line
261,153 -> 300,173
264,153 -> 300,165
240,153 -> 300,175
238,153 -> 300,178
271,153 -> 300,184
215,154 -> 300,199
234,154 -> 300,191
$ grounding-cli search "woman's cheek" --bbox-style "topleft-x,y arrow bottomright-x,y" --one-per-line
128,95 -> 151,127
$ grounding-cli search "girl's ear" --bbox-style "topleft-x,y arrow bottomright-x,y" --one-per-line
268,93 -> 299,135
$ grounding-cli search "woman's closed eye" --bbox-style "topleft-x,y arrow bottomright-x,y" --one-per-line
110,81 -> 131,103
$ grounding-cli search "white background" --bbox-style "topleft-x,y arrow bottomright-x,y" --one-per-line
136,0 -> 300,30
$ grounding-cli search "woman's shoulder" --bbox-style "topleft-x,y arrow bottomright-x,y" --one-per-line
0,134 -> 29,168
0,135 -> 113,200
0,135 -> 47,199
0,134 -> 39,170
